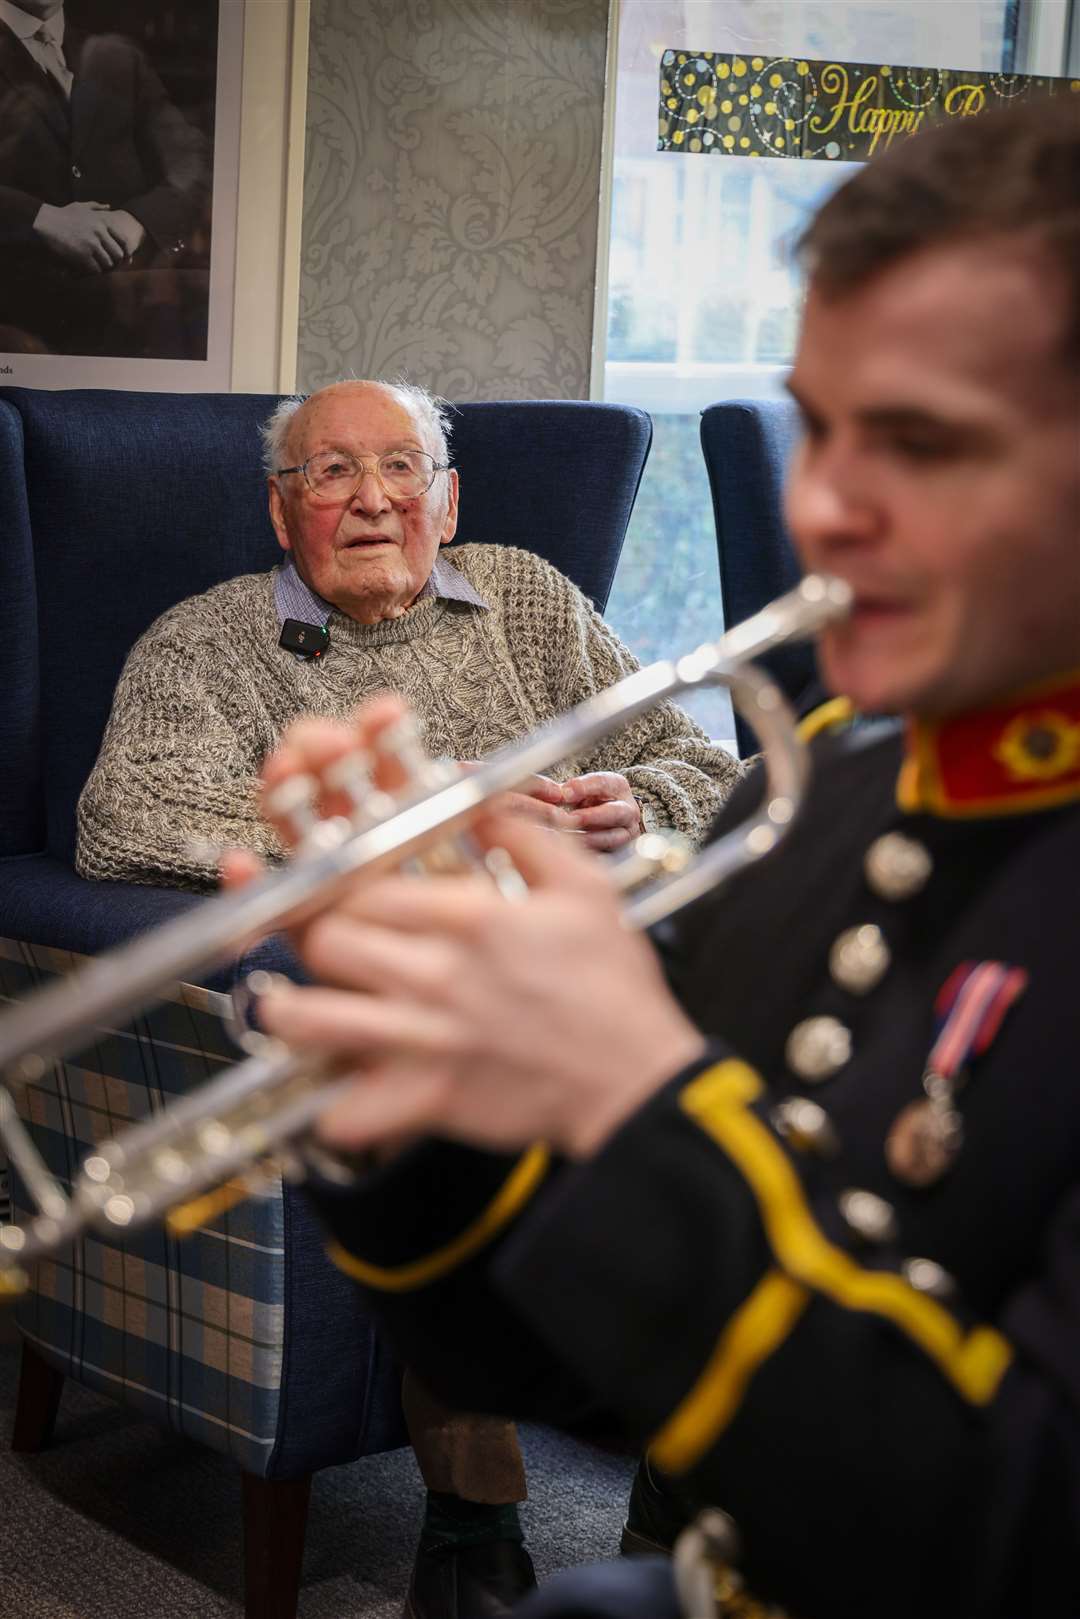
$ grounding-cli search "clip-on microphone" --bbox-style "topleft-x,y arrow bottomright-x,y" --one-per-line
279,618 -> 330,660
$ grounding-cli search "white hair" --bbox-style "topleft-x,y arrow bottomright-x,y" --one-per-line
260,379 -> 454,476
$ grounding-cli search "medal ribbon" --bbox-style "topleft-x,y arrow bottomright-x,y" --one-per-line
929,961 -> 1029,1081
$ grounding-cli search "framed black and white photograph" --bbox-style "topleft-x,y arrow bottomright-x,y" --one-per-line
0,0 -> 308,391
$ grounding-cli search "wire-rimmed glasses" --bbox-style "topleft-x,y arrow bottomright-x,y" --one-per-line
275,448 -> 450,503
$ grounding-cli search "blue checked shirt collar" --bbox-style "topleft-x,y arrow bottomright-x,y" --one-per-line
272,554 -> 490,632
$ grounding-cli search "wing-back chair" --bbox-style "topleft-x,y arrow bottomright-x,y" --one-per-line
699,399 -> 810,757
0,386 -> 652,1618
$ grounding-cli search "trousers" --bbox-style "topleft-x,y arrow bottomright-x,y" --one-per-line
403,1368 -> 527,1503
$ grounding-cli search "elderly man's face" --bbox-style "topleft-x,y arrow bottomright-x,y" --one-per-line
268,383 -> 459,625
786,239 -> 1080,717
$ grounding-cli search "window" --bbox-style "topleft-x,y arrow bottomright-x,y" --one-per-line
598,0 -> 1061,740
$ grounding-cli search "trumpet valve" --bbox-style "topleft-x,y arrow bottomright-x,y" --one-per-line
264,772 -> 321,845
323,748 -> 396,827
375,712 -> 428,781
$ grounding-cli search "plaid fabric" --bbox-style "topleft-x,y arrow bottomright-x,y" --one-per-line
0,937 -> 286,1474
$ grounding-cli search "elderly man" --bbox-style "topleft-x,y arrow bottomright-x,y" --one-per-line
75,377 -> 741,1619
248,94 -> 1080,1619
78,379 -> 738,889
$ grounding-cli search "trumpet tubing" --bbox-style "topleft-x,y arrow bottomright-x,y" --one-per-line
0,575 -> 852,1281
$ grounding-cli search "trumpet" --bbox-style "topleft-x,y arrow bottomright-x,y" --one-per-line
0,575 -> 852,1286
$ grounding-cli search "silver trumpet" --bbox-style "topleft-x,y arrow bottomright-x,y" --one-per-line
0,575 -> 851,1288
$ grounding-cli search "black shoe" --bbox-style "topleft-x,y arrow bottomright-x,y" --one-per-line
619,1455 -> 695,1558
403,1537 -> 538,1619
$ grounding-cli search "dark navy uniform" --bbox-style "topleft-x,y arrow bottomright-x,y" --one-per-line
310,673 -> 1080,1619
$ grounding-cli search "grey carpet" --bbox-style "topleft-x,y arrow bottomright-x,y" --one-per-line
0,1336 -> 635,1618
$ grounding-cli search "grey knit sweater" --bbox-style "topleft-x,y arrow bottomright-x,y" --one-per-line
76,544 -> 742,892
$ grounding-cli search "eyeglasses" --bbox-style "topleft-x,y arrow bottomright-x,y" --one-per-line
275,448 -> 450,503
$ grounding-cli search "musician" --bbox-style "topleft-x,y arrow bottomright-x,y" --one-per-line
240,95 -> 1080,1617
75,375 -> 742,1619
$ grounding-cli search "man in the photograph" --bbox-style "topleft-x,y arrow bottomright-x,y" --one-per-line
0,0 -> 211,357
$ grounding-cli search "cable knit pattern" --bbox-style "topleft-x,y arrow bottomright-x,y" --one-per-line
76,544 -> 743,892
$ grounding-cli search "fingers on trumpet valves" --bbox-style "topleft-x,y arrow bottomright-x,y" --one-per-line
263,772 -> 322,846
371,711 -> 432,796
263,769 -> 359,856
322,748 -> 396,827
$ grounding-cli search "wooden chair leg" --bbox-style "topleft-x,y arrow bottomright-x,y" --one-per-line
242,1471 -> 312,1619
11,1338 -> 65,1453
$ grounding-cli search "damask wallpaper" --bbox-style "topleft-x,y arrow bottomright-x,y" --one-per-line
297,0 -> 609,400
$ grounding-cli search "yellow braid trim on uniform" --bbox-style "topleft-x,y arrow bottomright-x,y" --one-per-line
327,1143 -> 550,1292
678,1061 -> 1013,1406
650,1269 -> 810,1473
795,696 -> 855,743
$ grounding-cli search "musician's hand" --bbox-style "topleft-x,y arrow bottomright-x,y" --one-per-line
256,809 -> 705,1159
247,696 -> 703,1156
560,772 -> 642,852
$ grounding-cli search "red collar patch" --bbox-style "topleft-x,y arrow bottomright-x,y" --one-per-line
897,670 -> 1080,818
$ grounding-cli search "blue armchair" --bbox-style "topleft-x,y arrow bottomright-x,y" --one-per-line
699,399 -> 813,757
0,386 -> 651,1618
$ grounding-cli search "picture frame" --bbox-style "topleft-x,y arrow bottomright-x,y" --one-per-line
0,0 -> 309,393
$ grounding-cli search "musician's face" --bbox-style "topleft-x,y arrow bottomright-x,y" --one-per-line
268,382 -> 458,625
786,240 -> 1080,717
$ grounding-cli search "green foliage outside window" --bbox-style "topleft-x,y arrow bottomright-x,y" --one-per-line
605,414 -> 734,740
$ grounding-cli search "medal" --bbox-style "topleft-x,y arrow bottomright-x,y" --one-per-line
886,1092 -> 963,1188
886,962 -> 1027,1189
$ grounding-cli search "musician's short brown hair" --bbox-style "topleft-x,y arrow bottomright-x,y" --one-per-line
798,94 -> 1080,356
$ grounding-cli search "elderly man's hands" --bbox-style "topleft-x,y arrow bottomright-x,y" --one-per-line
225,699 -> 704,1160
489,770 -> 642,853
560,772 -> 642,852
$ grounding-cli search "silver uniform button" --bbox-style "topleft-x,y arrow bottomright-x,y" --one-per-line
902,1257 -> 955,1299
829,923 -> 891,995
864,832 -> 933,901
839,1188 -> 898,1245
771,1096 -> 839,1156
785,1016 -> 852,1083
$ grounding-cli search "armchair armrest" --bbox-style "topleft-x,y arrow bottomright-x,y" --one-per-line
0,851 -> 304,994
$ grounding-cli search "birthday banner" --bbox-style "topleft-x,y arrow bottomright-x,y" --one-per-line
658,52 -> 1078,160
